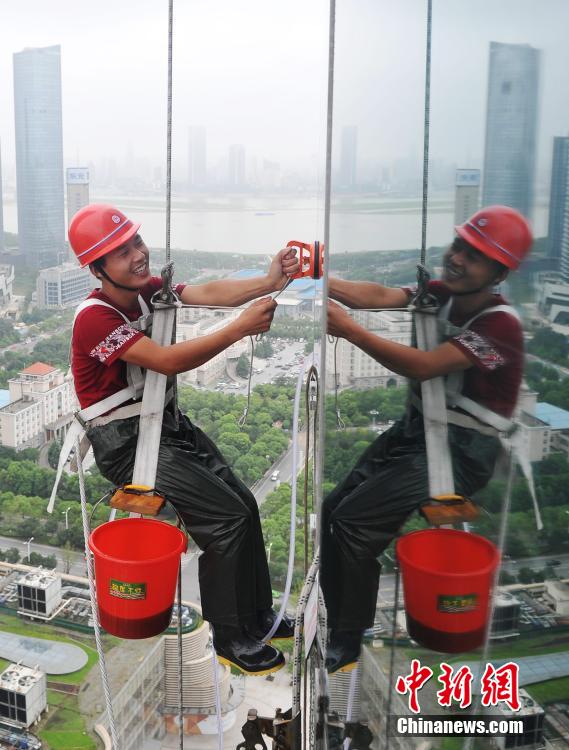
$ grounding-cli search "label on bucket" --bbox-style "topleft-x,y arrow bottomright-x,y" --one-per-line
109,579 -> 147,600
437,594 -> 478,613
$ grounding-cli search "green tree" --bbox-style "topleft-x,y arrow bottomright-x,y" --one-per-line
236,353 -> 251,378
3,548 -> 21,564
29,552 -> 57,569
47,440 -> 62,470
527,327 -> 569,365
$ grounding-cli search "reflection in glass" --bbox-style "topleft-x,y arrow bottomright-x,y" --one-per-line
323,2 -> 569,747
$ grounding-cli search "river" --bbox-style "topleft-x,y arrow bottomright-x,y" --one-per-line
1,193 -> 549,256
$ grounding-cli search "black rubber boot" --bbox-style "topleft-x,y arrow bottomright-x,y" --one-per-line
212,624 -> 285,676
325,629 -> 364,674
247,608 -> 295,641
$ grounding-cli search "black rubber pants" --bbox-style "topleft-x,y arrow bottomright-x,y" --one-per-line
88,410 -> 272,627
319,417 -> 499,631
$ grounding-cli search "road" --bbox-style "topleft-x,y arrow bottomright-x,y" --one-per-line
2,525 -> 567,609
211,339 -> 307,396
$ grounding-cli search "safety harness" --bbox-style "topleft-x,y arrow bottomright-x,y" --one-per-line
47,294 -> 157,513
414,296 -> 542,529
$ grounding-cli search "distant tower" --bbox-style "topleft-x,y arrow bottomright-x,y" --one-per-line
0,140 -> 4,253
454,169 -> 480,225
547,137 -> 569,265
482,42 -> 539,219
561,177 -> 569,283
340,126 -> 358,189
66,168 -> 90,227
13,45 -> 65,268
188,126 -> 207,189
228,144 -> 246,188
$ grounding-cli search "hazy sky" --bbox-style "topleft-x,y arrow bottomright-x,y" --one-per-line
0,1 -> 568,185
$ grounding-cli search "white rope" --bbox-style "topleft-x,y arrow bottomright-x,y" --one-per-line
292,554 -> 320,715
462,447 -> 516,750
238,336 -> 255,427
210,639 -> 224,750
343,665 -> 359,750
76,438 -> 120,750
262,355 -> 312,642
165,0 -> 173,264
176,562 -> 183,750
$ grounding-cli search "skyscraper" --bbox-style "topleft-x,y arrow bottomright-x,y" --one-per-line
188,126 -> 207,189
339,126 -> 358,189
454,169 -> 480,225
547,137 -> 569,264
228,144 -> 246,188
66,168 -> 90,227
482,42 -> 539,219
13,45 -> 65,267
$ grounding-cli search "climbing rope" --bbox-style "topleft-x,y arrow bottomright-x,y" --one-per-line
76,438 -> 120,750
420,0 -> 432,267
462,447 -> 516,750
211,638 -> 224,750
165,0 -> 173,265
238,336 -> 255,427
176,560 -> 183,750
262,355 -> 314,642
384,559 -> 401,750
343,666 -> 359,750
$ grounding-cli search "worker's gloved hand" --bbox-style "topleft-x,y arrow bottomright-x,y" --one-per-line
234,297 -> 277,338
267,247 -> 299,290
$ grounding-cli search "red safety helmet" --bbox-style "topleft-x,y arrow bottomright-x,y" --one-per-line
69,204 -> 141,267
454,205 -> 532,270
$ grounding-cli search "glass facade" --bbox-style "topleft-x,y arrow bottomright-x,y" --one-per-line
13,45 -> 65,268
482,42 -> 539,219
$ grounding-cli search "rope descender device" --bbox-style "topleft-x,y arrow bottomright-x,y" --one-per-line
287,240 -> 325,281
152,260 -> 181,308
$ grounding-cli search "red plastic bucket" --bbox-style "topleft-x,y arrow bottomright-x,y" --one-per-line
396,529 -> 499,653
89,518 -> 187,639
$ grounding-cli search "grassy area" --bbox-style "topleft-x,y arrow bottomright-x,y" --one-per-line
526,676 -> 569,704
0,610 -> 110,683
38,690 -> 97,750
439,738 -> 464,750
404,631 -> 569,667
0,613 -> 107,747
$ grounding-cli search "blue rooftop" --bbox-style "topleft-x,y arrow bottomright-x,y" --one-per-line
0,391 -> 9,409
535,402 -> 569,430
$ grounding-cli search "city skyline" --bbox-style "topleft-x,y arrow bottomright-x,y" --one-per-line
1,2 -> 569,187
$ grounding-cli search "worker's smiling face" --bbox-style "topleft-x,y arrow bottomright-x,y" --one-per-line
441,238 -> 507,293
103,234 -> 151,287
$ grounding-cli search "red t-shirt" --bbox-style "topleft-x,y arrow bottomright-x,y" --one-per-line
406,281 -> 524,418
72,278 -> 185,410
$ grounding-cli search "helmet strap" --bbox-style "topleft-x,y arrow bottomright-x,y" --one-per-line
96,266 -> 140,293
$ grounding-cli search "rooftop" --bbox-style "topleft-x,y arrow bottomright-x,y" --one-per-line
0,399 -> 39,415
535,402 -> 569,430
20,362 -> 56,376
